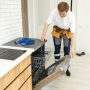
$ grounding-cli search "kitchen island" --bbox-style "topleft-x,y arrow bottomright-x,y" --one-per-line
0,38 -> 45,90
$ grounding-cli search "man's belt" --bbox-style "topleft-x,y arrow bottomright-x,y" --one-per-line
51,25 -> 71,38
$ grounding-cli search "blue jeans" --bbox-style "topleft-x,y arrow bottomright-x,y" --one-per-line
53,35 -> 71,62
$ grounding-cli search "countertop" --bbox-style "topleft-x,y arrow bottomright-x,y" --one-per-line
0,45 -> 34,79
3,37 -> 45,51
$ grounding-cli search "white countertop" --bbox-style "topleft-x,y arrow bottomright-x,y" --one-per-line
0,45 -> 35,79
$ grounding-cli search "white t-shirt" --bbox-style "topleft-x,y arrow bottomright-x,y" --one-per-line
47,8 -> 75,33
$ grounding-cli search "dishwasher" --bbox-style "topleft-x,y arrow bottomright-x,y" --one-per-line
31,44 -> 70,90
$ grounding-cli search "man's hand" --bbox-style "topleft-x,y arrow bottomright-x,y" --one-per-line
40,35 -> 46,41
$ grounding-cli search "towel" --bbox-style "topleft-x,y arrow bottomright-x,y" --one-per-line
15,38 -> 29,44
15,38 -> 35,46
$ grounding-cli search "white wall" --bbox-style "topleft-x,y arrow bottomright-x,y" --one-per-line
76,0 -> 90,54
28,0 -> 51,36
28,0 -> 38,38
0,0 -> 23,45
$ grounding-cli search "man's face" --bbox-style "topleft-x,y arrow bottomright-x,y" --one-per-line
59,11 -> 67,17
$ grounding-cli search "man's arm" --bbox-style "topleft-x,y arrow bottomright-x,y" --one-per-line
70,32 -> 75,58
41,22 -> 48,41
40,9 -> 55,41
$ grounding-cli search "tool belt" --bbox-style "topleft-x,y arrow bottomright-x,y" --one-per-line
51,25 -> 71,38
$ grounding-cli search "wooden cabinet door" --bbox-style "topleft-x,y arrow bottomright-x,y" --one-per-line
0,56 -> 32,90
6,66 -> 31,90
19,77 -> 32,90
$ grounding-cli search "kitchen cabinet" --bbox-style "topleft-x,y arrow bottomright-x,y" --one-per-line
0,56 -> 32,90
20,77 -> 32,90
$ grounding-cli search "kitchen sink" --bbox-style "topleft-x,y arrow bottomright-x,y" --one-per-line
0,48 -> 26,60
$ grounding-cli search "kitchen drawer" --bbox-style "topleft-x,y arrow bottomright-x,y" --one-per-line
5,66 -> 31,90
19,76 -> 32,90
0,56 -> 31,89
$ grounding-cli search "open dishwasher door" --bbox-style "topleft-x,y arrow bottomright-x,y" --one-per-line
34,55 -> 71,90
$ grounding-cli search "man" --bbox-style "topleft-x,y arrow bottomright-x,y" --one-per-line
41,2 -> 75,76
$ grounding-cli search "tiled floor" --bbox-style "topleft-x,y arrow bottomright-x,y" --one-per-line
42,52 -> 90,90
